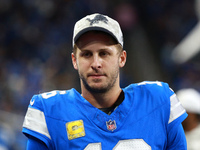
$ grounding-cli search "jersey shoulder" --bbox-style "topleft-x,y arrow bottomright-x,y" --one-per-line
126,81 -> 187,125
136,81 -> 174,95
28,89 -> 76,110
22,89 -> 78,148
125,81 -> 174,102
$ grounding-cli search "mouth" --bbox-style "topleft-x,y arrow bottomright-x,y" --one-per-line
88,74 -> 106,79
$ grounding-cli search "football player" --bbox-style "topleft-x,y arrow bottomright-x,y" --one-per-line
22,13 -> 187,150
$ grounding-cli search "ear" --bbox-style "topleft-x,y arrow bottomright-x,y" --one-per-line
119,50 -> 127,68
71,53 -> 78,70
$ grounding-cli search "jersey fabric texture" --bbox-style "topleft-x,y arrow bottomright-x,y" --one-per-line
22,81 -> 187,150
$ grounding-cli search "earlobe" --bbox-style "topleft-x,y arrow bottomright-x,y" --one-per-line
71,53 -> 78,70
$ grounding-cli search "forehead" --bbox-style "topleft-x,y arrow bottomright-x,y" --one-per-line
75,31 -> 118,49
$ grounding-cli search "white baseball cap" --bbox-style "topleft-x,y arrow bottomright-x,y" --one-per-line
176,88 -> 200,114
72,13 -> 123,47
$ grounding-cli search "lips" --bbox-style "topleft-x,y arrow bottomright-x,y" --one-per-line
87,73 -> 106,78
88,74 -> 104,77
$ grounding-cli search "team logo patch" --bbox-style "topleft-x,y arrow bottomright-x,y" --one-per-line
106,120 -> 117,131
86,14 -> 108,25
66,120 -> 85,140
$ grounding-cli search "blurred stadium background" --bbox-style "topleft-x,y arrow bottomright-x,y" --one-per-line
0,0 -> 200,149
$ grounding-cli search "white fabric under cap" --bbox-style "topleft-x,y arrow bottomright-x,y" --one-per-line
176,88 -> 200,114
73,13 -> 123,47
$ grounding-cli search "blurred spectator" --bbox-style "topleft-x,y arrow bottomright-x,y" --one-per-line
0,110 -> 27,150
176,88 -> 200,150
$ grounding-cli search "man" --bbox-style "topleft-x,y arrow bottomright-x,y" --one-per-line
176,88 -> 200,150
22,13 -> 187,149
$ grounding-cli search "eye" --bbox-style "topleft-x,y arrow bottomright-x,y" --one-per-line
81,51 -> 92,57
99,51 -> 109,57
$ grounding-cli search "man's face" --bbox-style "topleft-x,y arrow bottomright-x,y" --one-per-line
72,31 -> 126,93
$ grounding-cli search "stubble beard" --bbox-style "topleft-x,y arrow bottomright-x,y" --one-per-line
79,68 -> 119,94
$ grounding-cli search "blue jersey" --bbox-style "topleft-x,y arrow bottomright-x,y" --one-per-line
22,81 -> 187,150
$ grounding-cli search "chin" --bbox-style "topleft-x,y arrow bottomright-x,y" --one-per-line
87,84 -> 109,93
81,78 -> 111,93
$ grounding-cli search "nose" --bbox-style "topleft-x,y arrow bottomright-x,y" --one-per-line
91,55 -> 102,70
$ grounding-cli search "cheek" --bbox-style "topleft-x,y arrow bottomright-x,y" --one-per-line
76,59 -> 90,71
106,59 -> 119,71
112,58 -> 121,66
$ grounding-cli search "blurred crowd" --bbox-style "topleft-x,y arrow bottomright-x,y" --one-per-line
0,0 -> 200,149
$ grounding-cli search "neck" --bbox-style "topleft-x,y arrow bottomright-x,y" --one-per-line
81,85 -> 122,108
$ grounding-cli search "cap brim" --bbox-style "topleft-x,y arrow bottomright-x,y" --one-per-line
74,27 -> 118,45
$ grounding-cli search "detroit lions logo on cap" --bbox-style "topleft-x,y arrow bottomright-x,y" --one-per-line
86,14 -> 108,25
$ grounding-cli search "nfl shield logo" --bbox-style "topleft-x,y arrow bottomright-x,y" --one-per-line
106,120 -> 117,131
